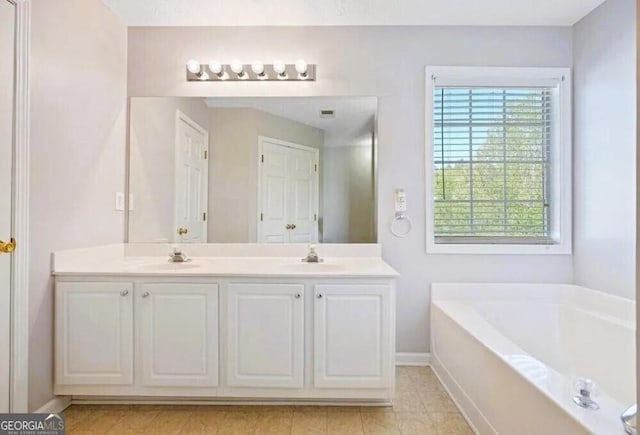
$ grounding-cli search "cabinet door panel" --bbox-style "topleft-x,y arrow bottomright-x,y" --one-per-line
227,283 -> 304,388
314,284 -> 392,389
139,283 -> 219,387
55,282 -> 133,385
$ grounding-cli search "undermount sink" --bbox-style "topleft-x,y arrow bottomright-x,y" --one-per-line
131,261 -> 203,271
280,262 -> 345,272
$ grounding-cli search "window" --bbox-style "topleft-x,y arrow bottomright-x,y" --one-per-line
425,67 -> 571,254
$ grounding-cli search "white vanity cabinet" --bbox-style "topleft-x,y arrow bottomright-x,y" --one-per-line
54,282 -> 134,385
313,284 -> 393,389
53,249 -> 397,404
137,283 -> 219,387
226,283 -> 304,388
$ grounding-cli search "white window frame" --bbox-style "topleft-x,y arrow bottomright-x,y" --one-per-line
425,66 -> 572,255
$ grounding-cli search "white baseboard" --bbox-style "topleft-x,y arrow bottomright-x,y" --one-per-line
395,352 -> 431,366
33,396 -> 72,414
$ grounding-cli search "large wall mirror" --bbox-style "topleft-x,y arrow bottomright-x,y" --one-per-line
127,97 -> 378,244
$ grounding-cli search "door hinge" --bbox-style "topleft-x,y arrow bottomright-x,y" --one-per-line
314,163 -> 318,172
204,150 -> 208,159
260,213 -> 263,221
203,212 -> 207,221
314,214 -> 317,222
261,154 -> 264,163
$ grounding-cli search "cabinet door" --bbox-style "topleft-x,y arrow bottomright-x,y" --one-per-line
314,284 -> 393,389
227,283 -> 304,388
55,282 -> 133,385
138,283 -> 219,387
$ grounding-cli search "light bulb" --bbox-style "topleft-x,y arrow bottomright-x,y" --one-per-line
295,59 -> 308,75
230,60 -> 244,75
251,61 -> 265,75
186,59 -> 201,75
208,61 -> 223,74
273,60 -> 286,75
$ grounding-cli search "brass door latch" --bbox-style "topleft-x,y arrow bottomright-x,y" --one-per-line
177,227 -> 188,236
0,238 -> 16,254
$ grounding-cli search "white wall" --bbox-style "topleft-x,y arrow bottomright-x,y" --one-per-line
573,0 -> 637,300
129,97 -> 210,242
208,107 -> 324,242
30,0 -> 127,410
127,26 -> 575,353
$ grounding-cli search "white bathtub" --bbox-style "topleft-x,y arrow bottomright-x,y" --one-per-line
431,283 -> 635,435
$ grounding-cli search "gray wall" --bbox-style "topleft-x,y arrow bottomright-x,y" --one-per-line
129,97 -> 211,243
323,145 -> 375,243
30,0 -> 127,410
128,25 -> 575,353
573,0 -> 637,300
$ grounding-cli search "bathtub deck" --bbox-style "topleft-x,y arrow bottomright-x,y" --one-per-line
62,366 -> 473,434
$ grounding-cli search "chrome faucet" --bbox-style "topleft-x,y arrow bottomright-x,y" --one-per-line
169,245 -> 188,263
573,378 -> 599,410
302,244 -> 322,263
622,404 -> 637,435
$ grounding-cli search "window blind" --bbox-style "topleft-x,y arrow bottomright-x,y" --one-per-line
433,87 -> 552,244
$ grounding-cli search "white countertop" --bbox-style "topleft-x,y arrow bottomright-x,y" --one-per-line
52,244 -> 399,278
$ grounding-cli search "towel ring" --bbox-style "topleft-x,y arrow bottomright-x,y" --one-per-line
390,214 -> 412,238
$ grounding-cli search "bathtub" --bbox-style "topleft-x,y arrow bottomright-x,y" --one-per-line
430,283 -> 635,435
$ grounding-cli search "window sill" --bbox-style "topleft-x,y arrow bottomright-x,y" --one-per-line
426,241 -> 572,255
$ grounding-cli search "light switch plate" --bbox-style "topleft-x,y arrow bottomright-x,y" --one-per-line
115,192 -> 125,211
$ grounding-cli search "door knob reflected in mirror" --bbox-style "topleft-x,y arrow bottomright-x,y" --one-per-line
0,238 -> 16,254
177,227 -> 188,236
291,224 -> 296,230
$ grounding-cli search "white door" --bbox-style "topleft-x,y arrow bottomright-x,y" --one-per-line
314,284 -> 393,389
138,283 -> 219,387
259,137 -> 318,243
54,282 -> 134,385
287,147 -> 317,243
175,111 -> 208,243
0,0 -> 15,412
227,283 -> 304,388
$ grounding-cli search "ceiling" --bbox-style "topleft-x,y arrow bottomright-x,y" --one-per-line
101,0 -> 606,27
205,97 -> 377,147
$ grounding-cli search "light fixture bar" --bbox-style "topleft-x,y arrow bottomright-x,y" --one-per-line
186,62 -> 316,82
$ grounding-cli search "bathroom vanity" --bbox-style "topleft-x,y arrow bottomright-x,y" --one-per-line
52,244 -> 397,404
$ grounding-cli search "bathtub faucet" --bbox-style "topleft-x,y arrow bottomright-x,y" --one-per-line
573,378 -> 599,410
621,404 -> 636,435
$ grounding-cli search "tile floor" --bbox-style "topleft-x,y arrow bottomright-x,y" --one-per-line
64,366 -> 473,434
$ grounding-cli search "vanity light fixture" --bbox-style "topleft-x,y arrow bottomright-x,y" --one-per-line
208,61 -> 229,80
251,61 -> 267,80
273,60 -> 288,80
295,59 -> 308,80
230,60 -> 248,80
185,60 -> 316,82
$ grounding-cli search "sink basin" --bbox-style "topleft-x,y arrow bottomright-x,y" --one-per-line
279,262 -> 345,272
130,261 -> 203,271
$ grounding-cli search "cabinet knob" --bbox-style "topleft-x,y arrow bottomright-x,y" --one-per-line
295,293 -> 301,299
316,293 -> 323,299
120,290 -> 129,297
142,291 -> 150,298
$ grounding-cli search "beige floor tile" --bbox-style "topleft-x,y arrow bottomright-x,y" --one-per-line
429,412 -> 474,435
71,406 -> 131,434
105,407 -> 163,435
180,407 -> 229,434
394,412 -> 438,435
217,407 -> 260,435
361,408 -> 400,435
291,406 -> 328,434
144,408 -> 194,435
418,392 -> 458,414
255,411 -> 294,434
327,409 -> 363,434
392,392 -> 426,413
